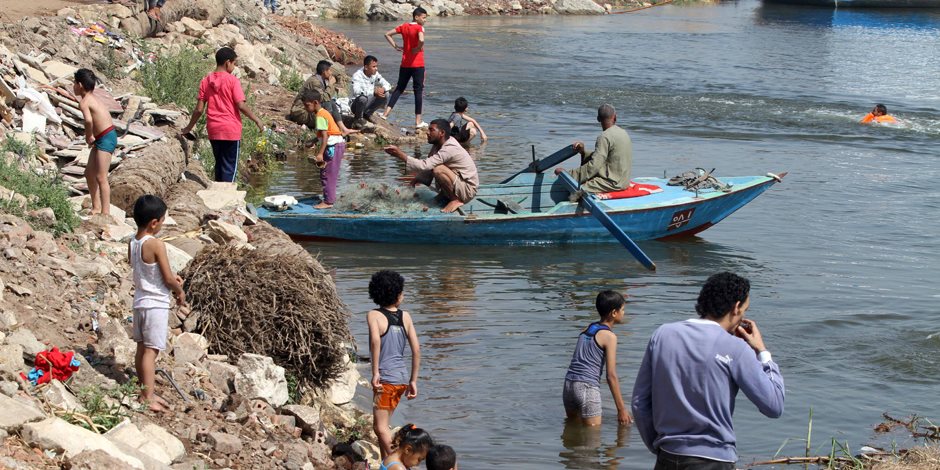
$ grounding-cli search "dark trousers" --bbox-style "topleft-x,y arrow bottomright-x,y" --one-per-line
210,139 -> 240,183
654,451 -> 734,470
351,95 -> 388,119
387,66 -> 425,114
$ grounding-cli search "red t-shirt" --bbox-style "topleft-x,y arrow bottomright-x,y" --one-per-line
198,71 -> 245,141
396,22 -> 425,68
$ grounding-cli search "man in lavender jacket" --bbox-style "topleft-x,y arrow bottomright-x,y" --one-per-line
632,272 -> 785,470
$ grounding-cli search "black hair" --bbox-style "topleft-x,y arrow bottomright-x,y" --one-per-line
695,272 -> 750,319
215,47 -> 237,66
875,103 -> 888,114
392,424 -> 433,454
301,89 -> 322,104
453,97 -> 468,113
426,445 -> 456,470
364,55 -> 378,66
429,118 -> 451,135
595,290 -> 625,319
413,6 -> 428,18
316,60 -> 333,75
369,270 -> 404,307
74,69 -> 97,91
132,195 -> 167,227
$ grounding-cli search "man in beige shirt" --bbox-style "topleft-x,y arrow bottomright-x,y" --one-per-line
384,119 -> 479,213
555,104 -> 633,193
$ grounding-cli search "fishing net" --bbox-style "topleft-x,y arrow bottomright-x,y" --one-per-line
667,168 -> 733,192
181,241 -> 350,388
333,181 -> 437,214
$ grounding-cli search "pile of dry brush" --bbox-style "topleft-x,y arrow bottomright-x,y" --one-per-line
181,242 -> 350,388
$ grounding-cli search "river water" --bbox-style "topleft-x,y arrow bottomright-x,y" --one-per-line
266,3 -> 940,468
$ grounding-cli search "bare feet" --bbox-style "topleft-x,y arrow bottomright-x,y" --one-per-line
89,209 -> 101,215
141,397 -> 167,413
154,394 -> 171,408
314,202 -> 333,210
441,200 -> 464,213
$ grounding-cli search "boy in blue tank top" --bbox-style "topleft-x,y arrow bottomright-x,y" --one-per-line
367,270 -> 421,459
563,290 -> 632,426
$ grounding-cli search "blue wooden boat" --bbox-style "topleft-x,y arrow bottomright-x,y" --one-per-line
256,171 -> 786,245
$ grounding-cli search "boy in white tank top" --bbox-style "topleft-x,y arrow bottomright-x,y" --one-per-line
129,195 -> 187,412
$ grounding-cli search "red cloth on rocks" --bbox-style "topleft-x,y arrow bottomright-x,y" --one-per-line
20,347 -> 81,385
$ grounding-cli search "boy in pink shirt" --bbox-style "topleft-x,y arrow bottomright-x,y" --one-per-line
181,47 -> 263,182
381,7 -> 429,129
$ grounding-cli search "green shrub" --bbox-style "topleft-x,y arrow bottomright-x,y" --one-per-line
0,136 -> 79,236
63,379 -> 141,433
138,47 -> 211,111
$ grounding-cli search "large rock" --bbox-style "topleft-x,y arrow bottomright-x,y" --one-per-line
552,0 -> 605,14
171,332 -> 208,364
21,418 -> 144,468
0,344 -> 25,379
6,329 -> 45,357
206,431 -> 242,454
205,220 -> 248,244
196,189 -> 246,211
40,379 -> 84,412
0,309 -> 17,329
105,420 -> 185,465
165,242 -> 193,273
235,354 -> 289,407
97,313 -> 136,366
0,393 -> 46,431
352,440 -> 380,466
280,404 -> 321,435
326,356 -> 360,405
41,60 -> 78,82
69,449 -> 131,470
179,17 -> 207,37
206,360 -> 238,394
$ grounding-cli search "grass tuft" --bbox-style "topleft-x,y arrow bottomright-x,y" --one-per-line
0,136 -> 79,235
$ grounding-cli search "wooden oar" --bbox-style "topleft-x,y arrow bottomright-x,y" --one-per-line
557,172 -> 656,271
500,145 -> 579,184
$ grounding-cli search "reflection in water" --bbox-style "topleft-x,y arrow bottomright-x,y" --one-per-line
559,419 -> 631,470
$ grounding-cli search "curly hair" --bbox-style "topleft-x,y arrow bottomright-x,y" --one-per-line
369,270 -> 405,307
695,272 -> 750,319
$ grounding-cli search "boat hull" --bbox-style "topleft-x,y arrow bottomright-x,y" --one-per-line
258,173 -> 783,245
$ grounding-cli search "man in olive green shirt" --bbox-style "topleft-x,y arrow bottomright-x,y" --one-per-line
555,104 -> 633,193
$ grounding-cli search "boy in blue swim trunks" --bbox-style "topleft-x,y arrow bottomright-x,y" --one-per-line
75,68 -> 116,217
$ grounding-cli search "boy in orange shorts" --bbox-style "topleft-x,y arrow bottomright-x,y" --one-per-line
367,270 -> 421,459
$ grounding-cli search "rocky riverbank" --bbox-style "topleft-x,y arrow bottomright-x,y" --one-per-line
0,0 -> 392,468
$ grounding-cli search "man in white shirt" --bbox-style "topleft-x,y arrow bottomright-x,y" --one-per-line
351,55 -> 391,128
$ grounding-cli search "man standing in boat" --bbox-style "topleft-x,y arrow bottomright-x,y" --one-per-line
384,119 -> 479,213
554,104 -> 633,193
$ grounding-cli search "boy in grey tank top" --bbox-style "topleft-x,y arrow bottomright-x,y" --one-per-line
563,290 -> 632,427
367,270 -> 421,459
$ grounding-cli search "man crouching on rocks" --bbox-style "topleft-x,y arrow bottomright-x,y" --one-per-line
384,119 -> 479,213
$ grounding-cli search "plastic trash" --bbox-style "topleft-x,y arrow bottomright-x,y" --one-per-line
263,195 -> 299,211
14,76 -> 62,125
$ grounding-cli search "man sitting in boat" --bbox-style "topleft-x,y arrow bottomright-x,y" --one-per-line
384,119 -> 480,213
554,104 -> 633,193
860,103 -> 898,124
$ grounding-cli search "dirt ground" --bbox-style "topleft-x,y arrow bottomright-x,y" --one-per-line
0,0 -> 104,21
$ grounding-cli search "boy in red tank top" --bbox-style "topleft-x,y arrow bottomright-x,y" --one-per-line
381,7 -> 429,129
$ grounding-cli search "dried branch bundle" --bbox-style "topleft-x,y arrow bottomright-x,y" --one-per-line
182,244 -> 350,388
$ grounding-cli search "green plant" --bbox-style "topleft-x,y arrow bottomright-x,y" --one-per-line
0,136 -> 79,235
93,46 -> 122,80
338,0 -> 367,18
285,372 -> 301,404
281,67 -> 304,93
138,47 -> 211,111
63,379 -> 141,433
331,415 -> 370,444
